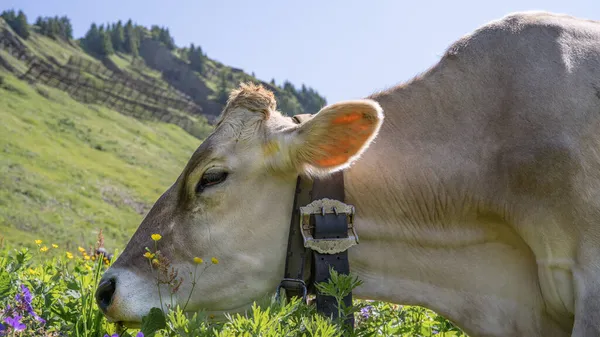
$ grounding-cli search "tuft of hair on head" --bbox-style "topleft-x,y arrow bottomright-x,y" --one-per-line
221,82 -> 277,120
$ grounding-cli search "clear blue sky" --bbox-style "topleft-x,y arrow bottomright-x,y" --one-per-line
4,0 -> 598,104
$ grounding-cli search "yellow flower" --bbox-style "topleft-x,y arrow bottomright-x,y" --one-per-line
52,244 -> 58,248
34,240 -> 42,245
40,246 -> 49,253
28,268 -> 37,275
193,257 -> 203,264
66,252 -> 74,259
78,246 -> 86,253
151,258 -> 160,266
211,257 -> 219,264
151,234 -> 162,241
84,255 -> 90,260
85,265 -> 92,271
143,252 -> 155,259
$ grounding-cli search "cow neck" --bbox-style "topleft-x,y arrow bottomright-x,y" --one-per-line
276,113 -> 355,328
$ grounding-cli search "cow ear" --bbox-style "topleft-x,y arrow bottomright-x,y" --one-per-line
266,99 -> 384,176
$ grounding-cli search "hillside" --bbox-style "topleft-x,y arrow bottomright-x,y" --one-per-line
0,10 -> 327,253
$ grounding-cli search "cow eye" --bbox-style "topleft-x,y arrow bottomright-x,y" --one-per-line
196,170 -> 228,193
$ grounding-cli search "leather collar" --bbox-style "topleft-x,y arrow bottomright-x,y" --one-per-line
276,113 -> 355,327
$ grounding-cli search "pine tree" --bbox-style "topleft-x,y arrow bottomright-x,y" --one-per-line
83,23 -> 101,54
124,20 -> 139,57
189,44 -> 204,74
48,18 -> 60,38
35,17 -> 47,36
216,69 -> 230,104
14,10 -> 30,39
100,30 -> 114,56
159,27 -> 175,50
283,81 -> 295,93
112,20 -> 125,52
150,25 -> 161,40
59,16 -> 73,39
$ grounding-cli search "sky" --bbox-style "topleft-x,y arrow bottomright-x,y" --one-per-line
3,0 -> 598,104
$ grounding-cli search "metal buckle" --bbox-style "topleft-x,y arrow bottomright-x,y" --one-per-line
299,198 -> 359,254
275,278 -> 308,303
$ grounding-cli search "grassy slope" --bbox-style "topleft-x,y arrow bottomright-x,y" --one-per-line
0,70 -> 199,253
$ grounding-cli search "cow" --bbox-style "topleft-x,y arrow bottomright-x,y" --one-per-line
95,11 -> 600,337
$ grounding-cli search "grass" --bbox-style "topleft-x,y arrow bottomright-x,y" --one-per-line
0,235 -> 468,337
22,31 -> 97,65
0,70 -> 200,252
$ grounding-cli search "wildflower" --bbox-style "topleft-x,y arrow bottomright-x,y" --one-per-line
66,251 -> 74,259
151,258 -> 160,266
34,240 -> 42,245
52,244 -> 58,248
103,334 -> 119,337
143,252 -> 155,259
360,305 -> 373,319
211,257 -> 219,264
85,265 -> 92,271
16,285 -> 45,324
151,234 -> 162,241
0,322 -> 5,333
39,246 -> 48,252
4,315 -> 25,332
78,246 -> 86,253
28,268 -> 37,275
136,332 -> 144,337
193,257 -> 203,264
84,255 -> 90,260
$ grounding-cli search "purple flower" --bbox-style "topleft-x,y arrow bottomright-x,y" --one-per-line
4,315 -> 26,332
15,284 -> 45,324
0,322 -> 5,332
136,333 -> 144,337
103,334 -> 119,337
360,305 -> 373,319
16,285 -> 32,304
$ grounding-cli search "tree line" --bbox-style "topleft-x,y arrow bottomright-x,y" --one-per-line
1,10 -> 73,41
81,20 -> 142,57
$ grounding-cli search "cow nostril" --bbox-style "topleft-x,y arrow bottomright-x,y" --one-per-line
96,277 -> 116,312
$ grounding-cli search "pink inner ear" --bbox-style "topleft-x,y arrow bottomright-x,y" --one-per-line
314,155 -> 348,167
332,112 -> 362,125
303,104 -> 380,169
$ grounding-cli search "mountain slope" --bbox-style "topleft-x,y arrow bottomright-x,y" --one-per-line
0,70 -> 199,251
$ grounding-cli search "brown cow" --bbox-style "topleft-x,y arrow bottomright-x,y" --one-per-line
97,11 -> 600,336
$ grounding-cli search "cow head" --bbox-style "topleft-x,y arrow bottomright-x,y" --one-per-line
95,83 -> 384,326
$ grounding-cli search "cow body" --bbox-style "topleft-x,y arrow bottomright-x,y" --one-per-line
348,11 -> 600,336
98,11 -> 600,337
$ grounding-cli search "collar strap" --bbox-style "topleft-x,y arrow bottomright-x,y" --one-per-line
276,113 -> 357,327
